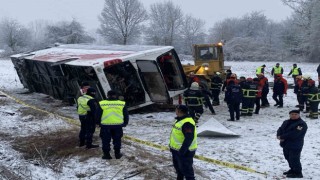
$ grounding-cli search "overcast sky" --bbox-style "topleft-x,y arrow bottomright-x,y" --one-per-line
0,0 -> 292,31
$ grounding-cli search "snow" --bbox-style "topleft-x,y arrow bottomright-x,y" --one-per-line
1,57 -> 320,179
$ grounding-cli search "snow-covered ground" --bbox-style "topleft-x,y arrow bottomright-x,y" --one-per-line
0,58 -> 320,179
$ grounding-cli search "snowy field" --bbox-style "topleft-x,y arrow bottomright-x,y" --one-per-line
0,58 -> 320,179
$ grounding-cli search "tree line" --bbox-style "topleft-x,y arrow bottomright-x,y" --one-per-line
0,0 -> 319,62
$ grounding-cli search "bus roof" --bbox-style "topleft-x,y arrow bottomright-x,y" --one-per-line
11,44 -> 174,66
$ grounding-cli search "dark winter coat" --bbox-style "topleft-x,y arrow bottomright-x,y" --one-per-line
317,64 -> 320,77
277,118 -> 307,150
183,89 -> 204,107
273,78 -> 288,95
226,84 -> 243,104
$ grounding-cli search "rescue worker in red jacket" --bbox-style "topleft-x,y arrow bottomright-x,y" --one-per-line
241,77 -> 258,116
273,74 -> 288,108
258,73 -> 270,107
301,76 -> 311,113
253,78 -> 262,114
306,80 -> 320,119
294,76 -> 304,111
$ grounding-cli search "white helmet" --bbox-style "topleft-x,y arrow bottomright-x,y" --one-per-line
190,82 -> 199,90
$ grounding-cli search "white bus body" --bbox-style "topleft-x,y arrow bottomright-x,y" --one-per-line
11,44 -> 188,110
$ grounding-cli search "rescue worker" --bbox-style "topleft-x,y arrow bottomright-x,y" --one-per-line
273,74 -> 288,108
210,72 -> 223,106
80,81 -> 90,95
253,78 -> 262,114
222,73 -> 238,102
256,64 -> 266,77
200,84 -> 216,115
277,110 -> 307,178
301,76 -> 311,113
183,82 -> 205,124
271,63 -> 284,79
294,76 -> 304,111
225,69 -> 232,80
258,73 -> 270,107
169,105 -> 197,180
288,64 -> 302,85
187,72 -> 200,88
241,78 -> 258,116
238,76 -> 247,89
306,80 -> 320,119
77,87 -> 100,149
226,80 -> 242,121
99,90 -> 129,159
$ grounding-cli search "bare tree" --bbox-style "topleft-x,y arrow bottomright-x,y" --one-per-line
46,19 -> 94,44
145,1 -> 184,46
179,14 -> 206,54
98,0 -> 148,45
0,18 -> 31,52
28,20 -> 50,50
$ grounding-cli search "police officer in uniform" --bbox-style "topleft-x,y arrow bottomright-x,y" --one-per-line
271,63 -> 284,79
169,105 -> 197,180
99,90 -> 129,159
226,80 -> 243,121
288,64 -> 302,85
277,110 -> 307,178
256,64 -> 266,77
77,87 -> 100,149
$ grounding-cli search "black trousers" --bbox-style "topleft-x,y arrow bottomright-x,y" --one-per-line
211,89 -> 220,105
79,115 -> 96,146
100,126 -> 123,153
228,102 -> 240,120
241,98 -> 255,115
309,101 -> 319,118
255,97 -> 261,114
171,149 -> 195,180
188,106 -> 203,123
261,92 -> 269,106
283,148 -> 302,174
272,93 -> 284,106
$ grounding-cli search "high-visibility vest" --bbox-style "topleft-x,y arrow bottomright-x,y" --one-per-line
77,95 -> 94,115
273,66 -> 282,74
99,100 -> 125,125
292,67 -> 300,75
256,66 -> 263,74
169,117 -> 197,151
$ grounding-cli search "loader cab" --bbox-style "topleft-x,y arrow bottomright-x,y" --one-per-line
193,43 -> 224,75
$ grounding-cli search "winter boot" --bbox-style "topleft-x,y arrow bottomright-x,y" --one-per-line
102,152 -> 112,160
79,140 -> 85,147
286,172 -> 303,178
283,169 -> 292,175
114,149 -> 123,159
86,144 -> 99,149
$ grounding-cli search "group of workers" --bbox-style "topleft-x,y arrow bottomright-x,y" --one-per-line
75,62 -> 319,179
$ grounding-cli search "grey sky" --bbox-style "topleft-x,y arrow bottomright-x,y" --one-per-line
0,0 -> 292,30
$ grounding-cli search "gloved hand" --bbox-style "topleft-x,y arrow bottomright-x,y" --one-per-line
179,148 -> 188,156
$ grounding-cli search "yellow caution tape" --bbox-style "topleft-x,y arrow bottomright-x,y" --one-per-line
0,90 -> 267,176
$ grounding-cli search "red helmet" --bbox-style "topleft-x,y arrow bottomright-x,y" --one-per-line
247,77 -> 253,82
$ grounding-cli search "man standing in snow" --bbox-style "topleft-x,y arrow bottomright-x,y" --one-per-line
169,105 -> 197,180
277,110 -> 308,178
77,87 -> 101,149
99,90 -> 129,159
272,74 -> 288,108
288,64 -> 302,85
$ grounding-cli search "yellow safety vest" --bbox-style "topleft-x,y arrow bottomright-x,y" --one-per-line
292,67 -> 300,75
77,95 -> 94,115
273,66 -> 282,74
99,100 -> 125,125
169,117 -> 197,151
256,66 -> 263,74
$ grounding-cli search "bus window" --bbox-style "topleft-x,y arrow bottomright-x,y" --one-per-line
104,61 -> 145,107
136,60 -> 170,103
157,50 -> 187,90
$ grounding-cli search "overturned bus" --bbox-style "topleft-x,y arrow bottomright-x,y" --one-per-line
11,44 -> 188,110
